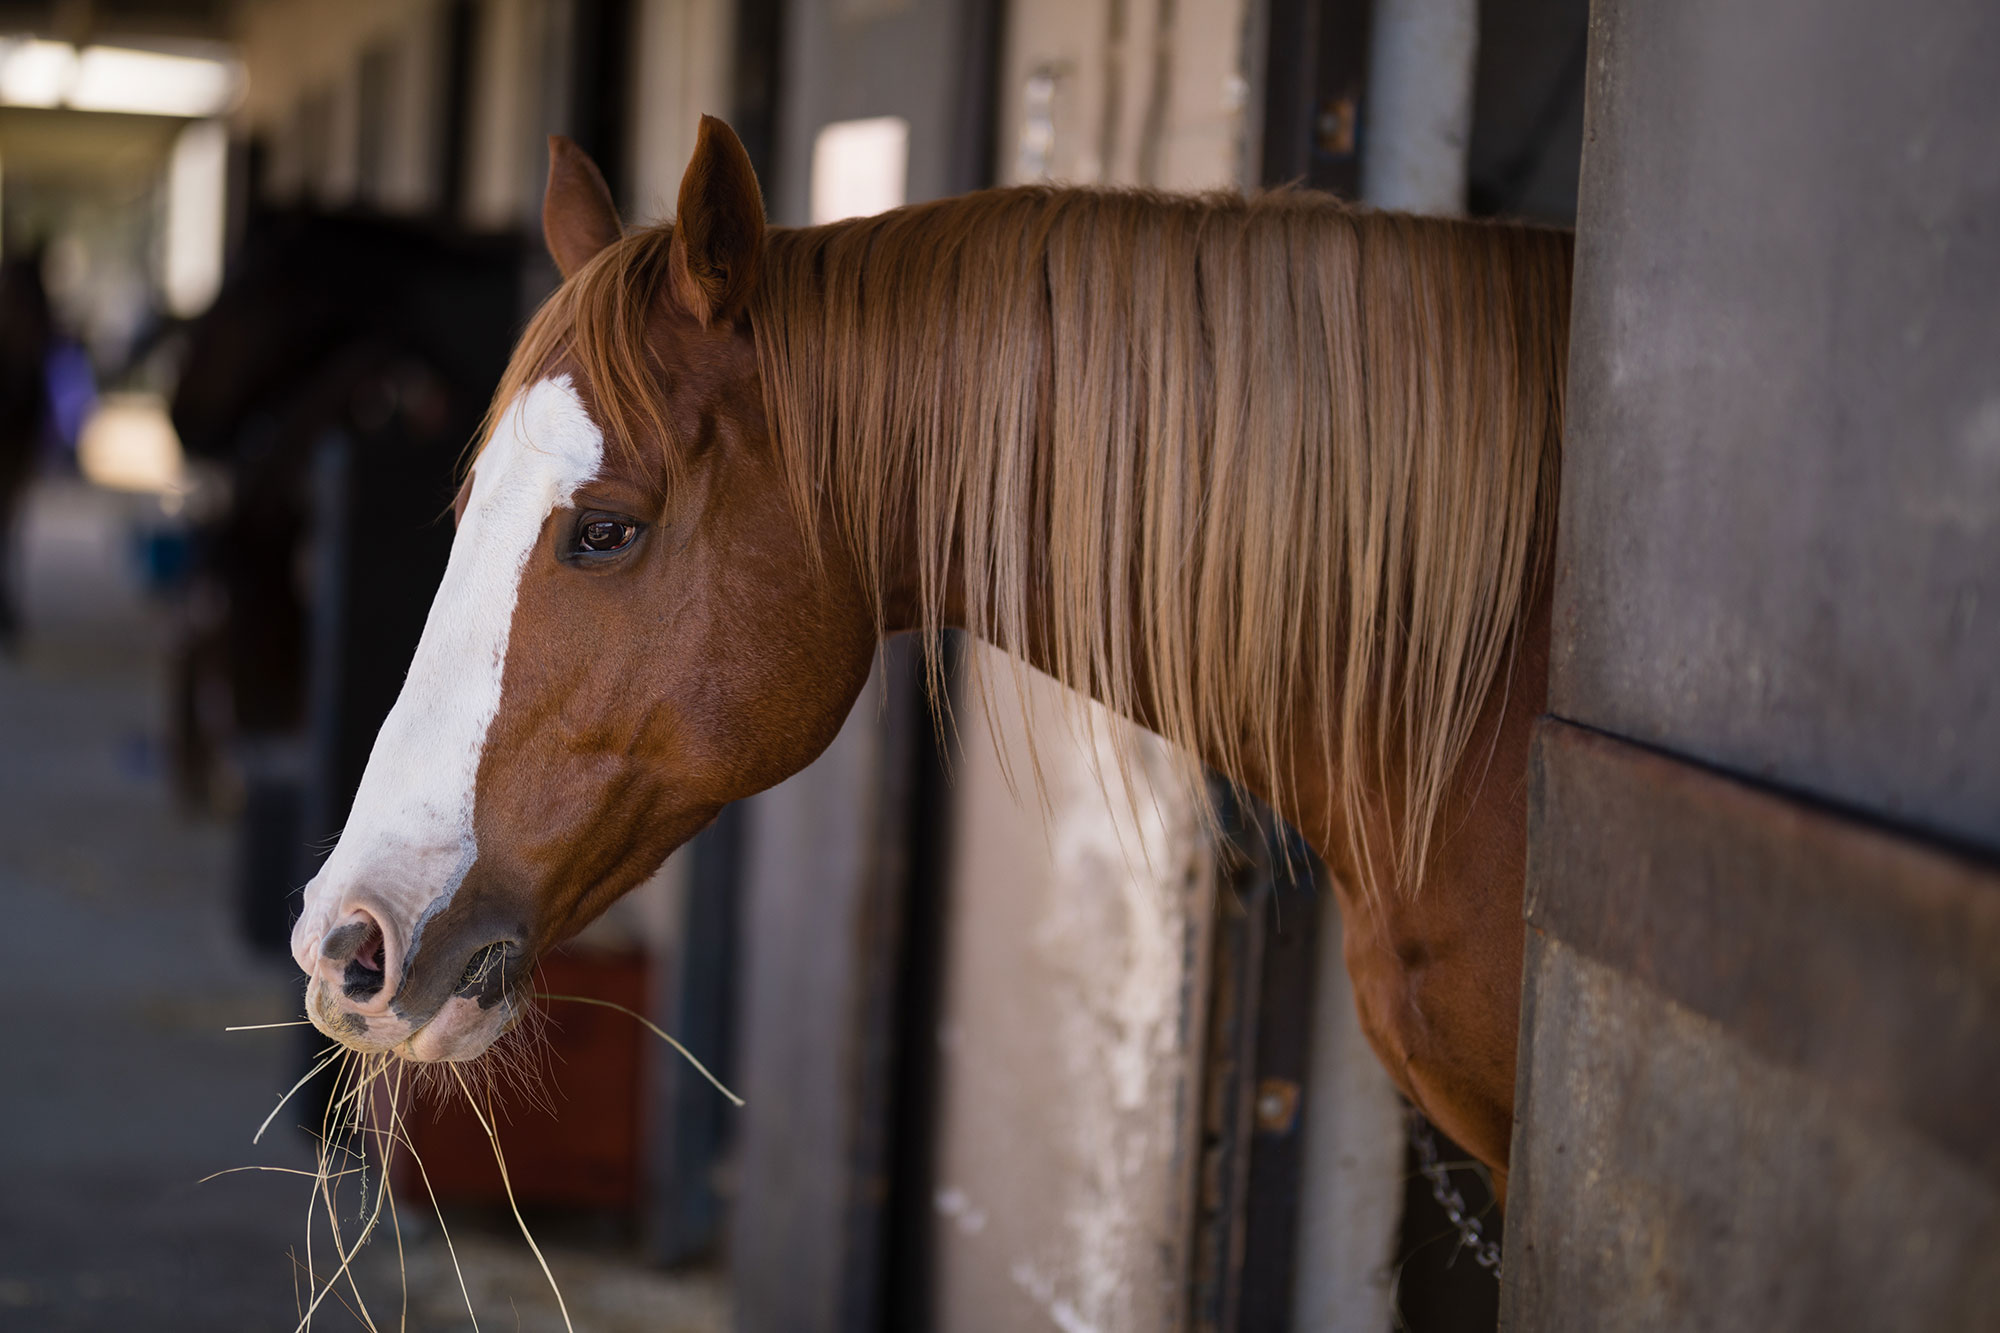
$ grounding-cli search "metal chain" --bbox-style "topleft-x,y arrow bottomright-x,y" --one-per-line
1410,1112 -> 1503,1276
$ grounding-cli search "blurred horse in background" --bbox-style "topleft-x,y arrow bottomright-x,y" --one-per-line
170,211 -> 521,944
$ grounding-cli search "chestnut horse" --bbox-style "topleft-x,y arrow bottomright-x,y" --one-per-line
291,117 -> 1570,1191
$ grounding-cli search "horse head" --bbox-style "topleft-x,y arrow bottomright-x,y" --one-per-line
291,119 -> 873,1060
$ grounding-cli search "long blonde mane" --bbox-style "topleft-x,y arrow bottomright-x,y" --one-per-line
493,185 -> 1572,899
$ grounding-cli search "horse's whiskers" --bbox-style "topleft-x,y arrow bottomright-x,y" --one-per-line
534,990 -> 743,1105
220,971 -> 732,1329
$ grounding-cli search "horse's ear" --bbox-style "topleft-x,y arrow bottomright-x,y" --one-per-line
544,136 -> 622,279
668,115 -> 765,327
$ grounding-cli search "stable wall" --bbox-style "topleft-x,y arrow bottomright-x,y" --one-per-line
1506,0 -> 2000,1326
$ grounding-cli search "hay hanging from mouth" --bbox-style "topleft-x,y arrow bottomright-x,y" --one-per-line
215,990 -> 742,1328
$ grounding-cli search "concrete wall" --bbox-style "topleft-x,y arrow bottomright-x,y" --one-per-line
927,685 -> 1214,1332
1546,1 -> 2000,851
1507,0 -> 2000,1326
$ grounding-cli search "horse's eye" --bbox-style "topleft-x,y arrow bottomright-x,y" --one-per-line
575,518 -> 637,554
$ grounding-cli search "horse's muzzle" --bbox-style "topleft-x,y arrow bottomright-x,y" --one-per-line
295,901 -> 521,1059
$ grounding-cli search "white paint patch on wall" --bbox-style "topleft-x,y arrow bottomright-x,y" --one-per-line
1038,707 -> 1204,1325
927,654 -> 1212,1333
293,377 -> 603,962
1009,1258 -> 1103,1333
934,1186 -> 989,1236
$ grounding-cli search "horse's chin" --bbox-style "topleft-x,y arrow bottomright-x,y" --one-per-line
305,980 -> 516,1063
397,995 -> 515,1062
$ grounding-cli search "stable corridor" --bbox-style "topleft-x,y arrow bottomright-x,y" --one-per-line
0,476 -> 726,1332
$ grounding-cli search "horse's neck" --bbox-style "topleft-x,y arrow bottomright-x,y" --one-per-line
858,195 -> 1562,1186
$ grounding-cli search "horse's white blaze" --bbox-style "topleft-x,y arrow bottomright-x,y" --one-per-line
291,377 -> 603,985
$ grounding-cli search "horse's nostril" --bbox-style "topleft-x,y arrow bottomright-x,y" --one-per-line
340,921 -> 387,1001
320,918 -> 372,964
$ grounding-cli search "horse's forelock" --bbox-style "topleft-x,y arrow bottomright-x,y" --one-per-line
472,227 -> 688,496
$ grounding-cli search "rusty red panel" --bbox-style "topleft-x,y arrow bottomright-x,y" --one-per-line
392,946 -> 650,1212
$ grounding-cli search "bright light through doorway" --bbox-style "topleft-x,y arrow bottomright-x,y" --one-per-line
165,120 -> 228,317
0,39 -> 74,107
0,38 -> 240,118
809,116 -> 910,225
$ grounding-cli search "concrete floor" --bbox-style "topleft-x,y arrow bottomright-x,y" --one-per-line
0,476 -> 727,1332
